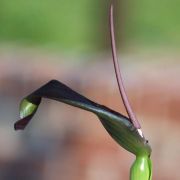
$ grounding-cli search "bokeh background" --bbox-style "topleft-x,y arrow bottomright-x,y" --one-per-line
0,0 -> 180,179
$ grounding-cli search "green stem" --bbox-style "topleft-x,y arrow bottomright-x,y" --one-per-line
130,155 -> 152,180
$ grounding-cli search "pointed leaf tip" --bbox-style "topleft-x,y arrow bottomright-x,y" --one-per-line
14,114 -> 34,130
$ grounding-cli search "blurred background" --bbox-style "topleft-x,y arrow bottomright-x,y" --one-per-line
0,0 -> 180,179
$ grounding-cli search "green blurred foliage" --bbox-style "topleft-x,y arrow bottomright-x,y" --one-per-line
125,0 -> 180,47
0,0 -> 179,52
0,0 -> 109,52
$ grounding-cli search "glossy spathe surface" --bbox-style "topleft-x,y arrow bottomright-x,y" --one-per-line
14,80 -> 151,157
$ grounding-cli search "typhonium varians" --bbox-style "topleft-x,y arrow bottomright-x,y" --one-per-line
14,4 -> 152,180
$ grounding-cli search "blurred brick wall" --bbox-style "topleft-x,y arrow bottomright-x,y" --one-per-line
0,52 -> 180,179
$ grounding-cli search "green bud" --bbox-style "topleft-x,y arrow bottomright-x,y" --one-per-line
130,155 -> 152,180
